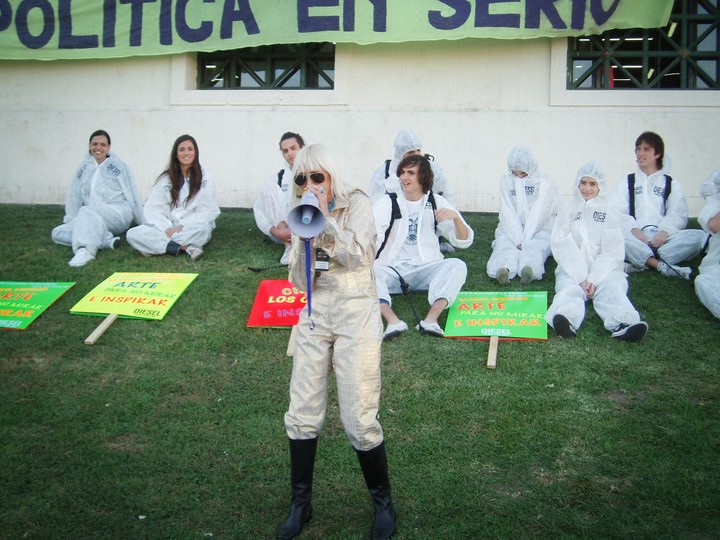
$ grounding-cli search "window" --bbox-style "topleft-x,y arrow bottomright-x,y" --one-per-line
197,43 -> 335,90
568,0 -> 720,89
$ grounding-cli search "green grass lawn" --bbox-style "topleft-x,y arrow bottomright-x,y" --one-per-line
1,204 -> 719,539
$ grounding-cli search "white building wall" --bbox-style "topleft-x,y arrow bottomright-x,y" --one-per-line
1,38 -> 719,215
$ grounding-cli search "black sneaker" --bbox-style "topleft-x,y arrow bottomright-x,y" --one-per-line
611,321 -> 648,342
552,314 -> 576,338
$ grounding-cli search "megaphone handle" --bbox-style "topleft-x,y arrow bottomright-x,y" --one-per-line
304,238 -> 314,327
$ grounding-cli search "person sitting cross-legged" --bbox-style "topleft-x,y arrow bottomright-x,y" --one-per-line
372,154 -> 474,340
612,131 -> 706,280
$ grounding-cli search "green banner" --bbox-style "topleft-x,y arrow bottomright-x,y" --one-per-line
0,281 -> 74,330
444,290 -> 547,340
70,272 -> 197,320
0,0 -> 673,61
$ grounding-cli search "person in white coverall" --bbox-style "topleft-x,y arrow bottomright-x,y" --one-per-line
126,134 -> 220,260
373,154 -> 474,340
51,130 -> 144,267
253,132 -> 305,265
546,160 -> 648,342
368,128 -> 455,204
487,144 -> 559,285
613,131 -> 706,280
694,170 -> 720,319
278,144 -> 395,540
369,128 -> 457,254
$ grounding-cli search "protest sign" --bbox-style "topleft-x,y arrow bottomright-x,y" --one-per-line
0,281 -> 75,330
0,1 -> 673,61
444,290 -> 547,340
70,272 -> 197,320
247,279 -> 307,327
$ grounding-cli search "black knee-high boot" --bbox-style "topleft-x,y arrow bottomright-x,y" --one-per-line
356,441 -> 396,540
277,437 -> 318,540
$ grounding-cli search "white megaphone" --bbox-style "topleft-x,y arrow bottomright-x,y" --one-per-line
288,190 -> 326,238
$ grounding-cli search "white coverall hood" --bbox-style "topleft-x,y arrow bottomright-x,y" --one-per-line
574,160 -> 608,201
506,144 -> 538,177
393,128 -> 422,160
700,167 -> 720,198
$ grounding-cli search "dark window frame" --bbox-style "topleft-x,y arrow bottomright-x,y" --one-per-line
197,43 -> 335,90
568,0 -> 720,90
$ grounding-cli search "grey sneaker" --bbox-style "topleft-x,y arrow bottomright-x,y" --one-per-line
520,265 -> 534,285
496,267 -> 510,285
439,241 -> 455,254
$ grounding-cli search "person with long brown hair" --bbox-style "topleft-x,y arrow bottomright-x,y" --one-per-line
127,134 -> 220,260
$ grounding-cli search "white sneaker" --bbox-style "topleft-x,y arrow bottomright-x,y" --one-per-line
68,247 -> 94,267
624,262 -> 642,274
383,320 -> 408,341
658,261 -> 692,281
280,245 -> 292,265
416,320 -> 445,337
185,246 -> 204,260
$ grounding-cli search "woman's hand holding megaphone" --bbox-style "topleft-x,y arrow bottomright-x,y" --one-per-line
306,185 -> 329,216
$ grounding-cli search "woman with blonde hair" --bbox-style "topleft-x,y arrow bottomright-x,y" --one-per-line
278,144 -> 396,540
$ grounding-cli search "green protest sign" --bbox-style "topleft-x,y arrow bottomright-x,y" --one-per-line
70,272 -> 197,320
444,290 -> 547,340
0,1 -> 673,61
0,281 -> 75,330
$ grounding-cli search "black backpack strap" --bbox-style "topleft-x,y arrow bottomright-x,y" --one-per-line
277,169 -> 285,187
662,174 -> 672,216
427,191 -> 438,232
376,192 -> 401,259
628,173 -> 636,218
384,159 -> 392,179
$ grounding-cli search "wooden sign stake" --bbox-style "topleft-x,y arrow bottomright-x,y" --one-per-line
84,313 -> 118,345
486,335 -> 499,369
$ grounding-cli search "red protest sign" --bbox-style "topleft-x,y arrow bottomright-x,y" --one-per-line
247,280 -> 307,327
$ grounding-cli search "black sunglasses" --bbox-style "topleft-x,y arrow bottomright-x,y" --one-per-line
294,172 -> 326,186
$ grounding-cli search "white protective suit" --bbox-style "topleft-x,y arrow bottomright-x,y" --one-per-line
368,128 -> 455,205
51,152 -> 144,256
284,189 -> 385,451
695,179 -> 720,319
373,190 -> 474,308
126,169 -> 220,254
486,144 -> 559,280
252,165 -> 293,243
546,161 -> 643,333
612,165 -> 706,269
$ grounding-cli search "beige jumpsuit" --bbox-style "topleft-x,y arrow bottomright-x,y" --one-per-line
284,189 -> 385,451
